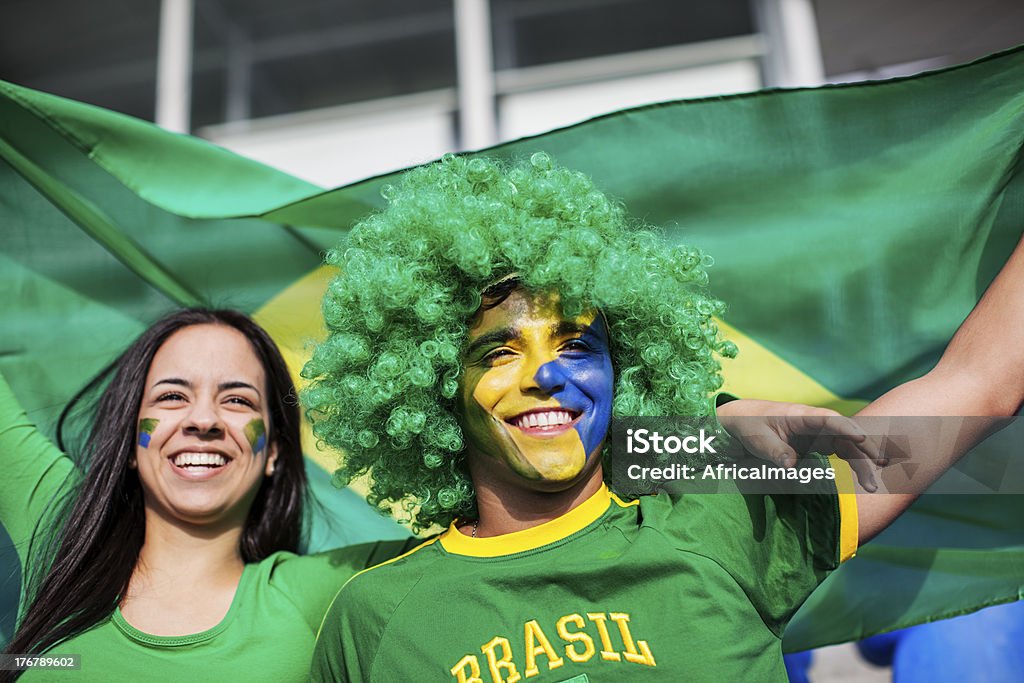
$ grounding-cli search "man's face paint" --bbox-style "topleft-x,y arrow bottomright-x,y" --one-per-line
244,418 -> 267,456
457,289 -> 614,484
138,418 -> 159,448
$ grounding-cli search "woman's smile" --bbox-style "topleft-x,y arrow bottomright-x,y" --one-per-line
167,447 -> 233,480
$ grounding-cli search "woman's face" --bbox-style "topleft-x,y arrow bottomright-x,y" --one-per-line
134,324 -> 277,529
457,289 -> 614,489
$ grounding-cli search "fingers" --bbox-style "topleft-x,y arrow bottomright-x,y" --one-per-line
722,403 -> 888,492
832,418 -> 887,466
769,443 -> 800,469
734,421 -> 881,491
834,439 -> 879,492
792,410 -> 866,442
756,426 -> 881,489
830,427 -> 886,467
817,415 -> 883,490
732,427 -> 801,467
793,413 -> 890,466
817,413 -> 867,443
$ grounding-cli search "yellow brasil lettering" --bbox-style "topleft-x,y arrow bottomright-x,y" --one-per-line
482,636 -> 521,683
556,614 -> 594,663
449,611 -> 655,682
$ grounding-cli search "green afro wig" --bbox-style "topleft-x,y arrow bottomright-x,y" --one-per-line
302,152 -> 735,531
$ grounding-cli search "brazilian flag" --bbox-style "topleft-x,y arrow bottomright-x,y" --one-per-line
1,46 -> 1022,650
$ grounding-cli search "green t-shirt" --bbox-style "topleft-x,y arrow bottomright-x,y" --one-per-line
20,546 -> 411,682
311,479 -> 857,682
0,375 -> 414,682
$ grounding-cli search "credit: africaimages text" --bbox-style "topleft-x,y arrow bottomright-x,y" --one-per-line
609,417 -> 838,496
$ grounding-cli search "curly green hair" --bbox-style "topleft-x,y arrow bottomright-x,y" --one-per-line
301,152 -> 735,531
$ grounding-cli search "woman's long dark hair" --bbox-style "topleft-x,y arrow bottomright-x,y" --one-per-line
4,309 -> 306,667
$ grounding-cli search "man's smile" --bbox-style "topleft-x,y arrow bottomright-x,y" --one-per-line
506,408 -> 582,435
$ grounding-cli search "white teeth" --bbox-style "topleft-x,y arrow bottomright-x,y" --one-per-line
172,452 -> 227,467
515,411 -> 574,429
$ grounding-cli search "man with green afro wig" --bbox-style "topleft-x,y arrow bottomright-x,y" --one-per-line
304,152 -> 1024,681
302,152 -> 740,531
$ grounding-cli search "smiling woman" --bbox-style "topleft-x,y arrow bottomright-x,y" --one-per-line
0,310 -> 413,681
132,325 -> 280,539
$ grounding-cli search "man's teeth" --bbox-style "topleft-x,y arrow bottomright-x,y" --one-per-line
172,452 -> 227,467
514,411 -> 574,429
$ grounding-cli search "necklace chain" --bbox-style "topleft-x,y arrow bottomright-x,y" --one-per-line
471,520 -> 479,538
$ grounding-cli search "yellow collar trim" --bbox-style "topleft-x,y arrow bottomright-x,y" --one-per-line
440,484 -> 613,557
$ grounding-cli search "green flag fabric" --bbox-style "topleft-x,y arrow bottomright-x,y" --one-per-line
1,47 -> 1022,650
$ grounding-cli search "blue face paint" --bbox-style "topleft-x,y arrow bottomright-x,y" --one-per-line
459,289 -> 613,485
533,318 -> 614,459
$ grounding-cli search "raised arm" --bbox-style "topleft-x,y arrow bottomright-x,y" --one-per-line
0,372 -> 78,571
855,234 -> 1024,543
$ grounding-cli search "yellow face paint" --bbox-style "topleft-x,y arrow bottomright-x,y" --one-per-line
457,289 -> 614,485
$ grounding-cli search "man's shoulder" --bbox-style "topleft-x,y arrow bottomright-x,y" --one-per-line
339,535 -> 443,599
317,535 -> 444,648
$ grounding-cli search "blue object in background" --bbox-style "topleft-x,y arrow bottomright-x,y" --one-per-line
784,650 -> 813,683
858,628 -> 902,667
858,601 -> 1024,682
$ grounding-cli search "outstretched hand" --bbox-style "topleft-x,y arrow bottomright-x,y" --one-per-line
716,399 -> 884,492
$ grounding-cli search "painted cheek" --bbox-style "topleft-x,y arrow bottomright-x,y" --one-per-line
459,368 -> 503,450
470,371 -> 504,415
461,368 -> 535,471
138,418 -> 159,449
244,418 -> 267,455
534,355 -> 613,458
581,356 -> 614,456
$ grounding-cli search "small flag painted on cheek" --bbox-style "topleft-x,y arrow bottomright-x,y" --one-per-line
138,418 -> 159,448
245,418 -> 267,455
